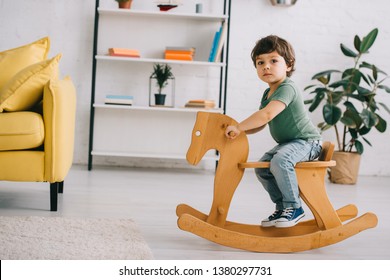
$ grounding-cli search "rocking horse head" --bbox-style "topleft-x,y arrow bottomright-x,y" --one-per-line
186,112 -> 249,166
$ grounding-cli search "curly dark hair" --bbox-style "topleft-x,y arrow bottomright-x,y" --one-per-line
251,35 -> 296,77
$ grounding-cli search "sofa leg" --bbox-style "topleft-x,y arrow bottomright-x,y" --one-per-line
50,182 -> 58,211
59,181 -> 64,194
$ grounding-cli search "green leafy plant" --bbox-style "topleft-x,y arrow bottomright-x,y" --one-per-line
305,28 -> 390,154
151,64 -> 174,94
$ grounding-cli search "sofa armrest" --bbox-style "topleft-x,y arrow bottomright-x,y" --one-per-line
43,76 -> 76,182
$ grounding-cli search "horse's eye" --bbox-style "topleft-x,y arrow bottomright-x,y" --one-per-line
195,130 -> 201,137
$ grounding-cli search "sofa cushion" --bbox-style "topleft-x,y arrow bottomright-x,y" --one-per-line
0,37 -> 50,90
0,111 -> 44,151
0,54 -> 61,112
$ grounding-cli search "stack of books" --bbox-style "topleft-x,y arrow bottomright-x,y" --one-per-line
108,48 -> 140,58
104,95 -> 133,106
185,99 -> 216,109
165,46 -> 195,61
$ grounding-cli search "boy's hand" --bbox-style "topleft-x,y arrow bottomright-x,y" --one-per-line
225,125 -> 241,139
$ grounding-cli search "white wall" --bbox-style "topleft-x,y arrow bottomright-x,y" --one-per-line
1,0 -> 389,175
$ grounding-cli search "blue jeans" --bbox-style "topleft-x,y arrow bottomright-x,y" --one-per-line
254,139 -> 322,210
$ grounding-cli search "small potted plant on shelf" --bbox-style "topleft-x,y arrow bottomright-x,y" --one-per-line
115,0 -> 133,9
304,28 -> 390,184
150,63 -> 174,106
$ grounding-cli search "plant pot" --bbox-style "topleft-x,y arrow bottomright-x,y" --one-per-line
118,0 -> 132,9
329,151 -> 361,185
154,94 -> 166,106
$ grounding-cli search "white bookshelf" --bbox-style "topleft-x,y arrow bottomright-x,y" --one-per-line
95,55 -> 226,67
98,8 -> 228,21
91,150 -> 219,161
93,103 -> 223,113
88,0 -> 231,170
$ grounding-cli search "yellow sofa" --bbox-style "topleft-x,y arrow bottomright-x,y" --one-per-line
0,37 -> 76,211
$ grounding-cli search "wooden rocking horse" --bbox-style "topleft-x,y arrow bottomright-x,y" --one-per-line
176,112 -> 378,253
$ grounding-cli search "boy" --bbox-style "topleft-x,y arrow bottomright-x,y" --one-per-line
225,35 -> 322,228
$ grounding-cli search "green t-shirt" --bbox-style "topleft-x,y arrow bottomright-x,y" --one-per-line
260,78 -> 321,143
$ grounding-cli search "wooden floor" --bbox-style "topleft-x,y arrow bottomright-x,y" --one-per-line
0,164 -> 389,260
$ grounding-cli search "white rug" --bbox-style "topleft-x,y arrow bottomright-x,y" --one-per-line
0,216 -> 153,260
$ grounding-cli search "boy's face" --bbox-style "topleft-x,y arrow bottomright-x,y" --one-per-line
255,51 -> 291,86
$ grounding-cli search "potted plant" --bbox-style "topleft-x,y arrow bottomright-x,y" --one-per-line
305,28 -> 390,184
115,0 -> 133,9
150,63 -> 174,106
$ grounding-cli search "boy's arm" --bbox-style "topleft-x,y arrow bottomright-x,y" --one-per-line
246,125 -> 266,134
238,100 -> 286,131
225,100 -> 286,139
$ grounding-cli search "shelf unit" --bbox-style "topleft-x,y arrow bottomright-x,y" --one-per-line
88,0 -> 231,170
98,7 -> 228,21
95,55 -> 225,67
93,103 -> 224,113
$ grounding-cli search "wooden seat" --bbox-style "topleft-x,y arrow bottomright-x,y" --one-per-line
238,141 -> 336,169
176,112 -> 378,252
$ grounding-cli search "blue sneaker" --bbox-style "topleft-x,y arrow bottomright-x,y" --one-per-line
275,207 -> 305,228
261,210 -> 283,227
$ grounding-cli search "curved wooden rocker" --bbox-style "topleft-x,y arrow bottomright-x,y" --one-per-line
176,112 -> 378,253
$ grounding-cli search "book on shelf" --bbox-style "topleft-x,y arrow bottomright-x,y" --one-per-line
166,46 -> 195,53
165,46 -> 195,61
208,27 -> 221,62
214,20 -> 228,62
208,21 -> 227,62
104,95 -> 133,106
108,48 -> 140,58
185,99 -> 216,109
165,53 -> 193,61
